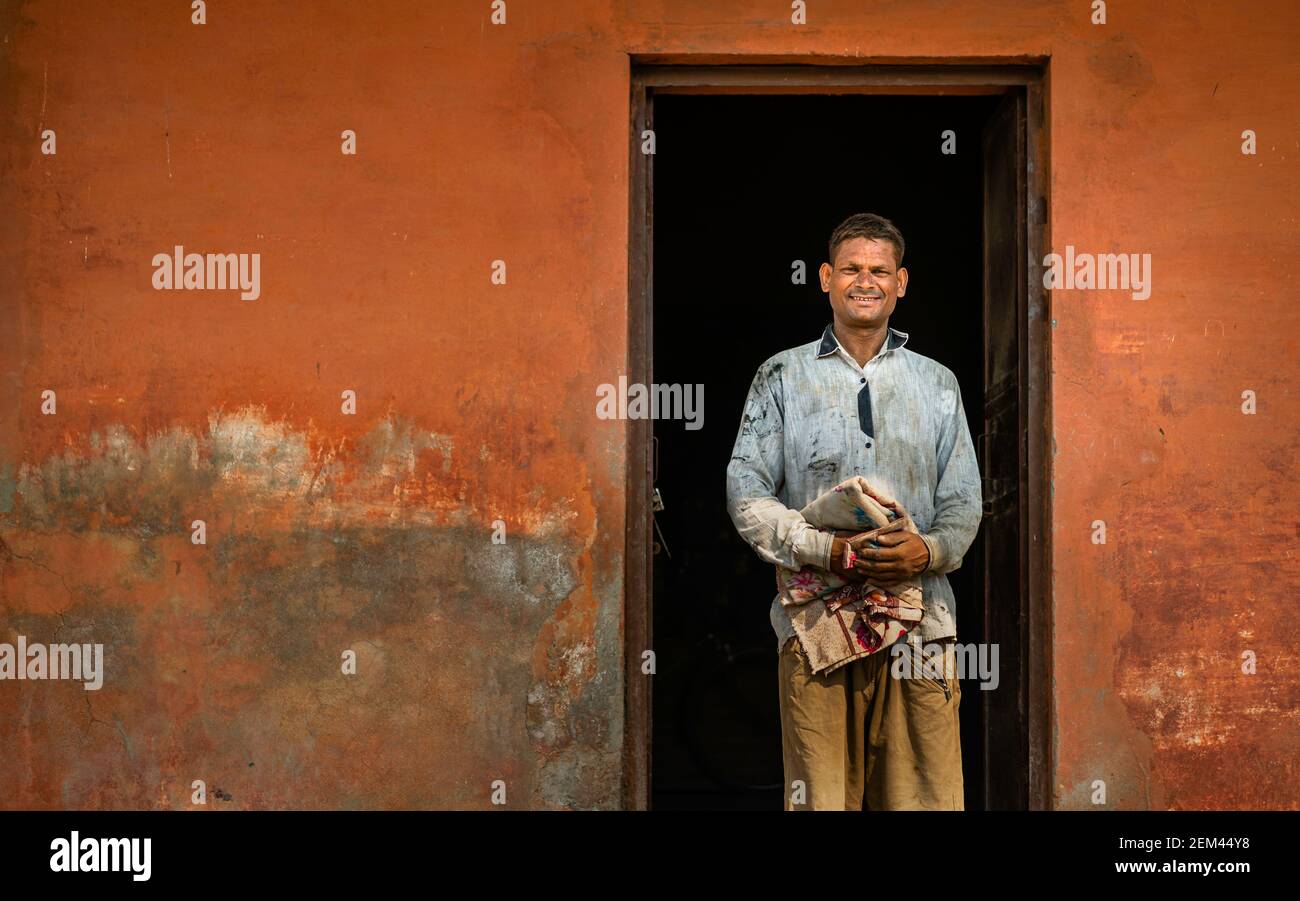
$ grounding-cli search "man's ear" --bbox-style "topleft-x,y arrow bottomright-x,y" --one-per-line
818,262 -> 831,292
896,266 -> 908,297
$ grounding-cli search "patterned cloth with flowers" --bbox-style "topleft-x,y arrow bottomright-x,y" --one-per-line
776,475 -> 925,675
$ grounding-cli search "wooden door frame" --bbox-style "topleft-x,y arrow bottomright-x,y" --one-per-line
624,59 -> 1052,811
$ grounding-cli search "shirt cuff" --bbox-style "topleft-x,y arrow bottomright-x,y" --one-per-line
794,528 -> 834,571
918,532 -> 944,574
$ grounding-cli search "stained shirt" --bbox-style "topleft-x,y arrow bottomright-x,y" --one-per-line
724,322 -> 984,649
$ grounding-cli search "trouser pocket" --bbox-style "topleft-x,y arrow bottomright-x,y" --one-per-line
898,643 -> 953,701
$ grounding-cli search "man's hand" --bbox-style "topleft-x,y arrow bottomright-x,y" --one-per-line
850,531 -> 930,585
827,537 -> 864,581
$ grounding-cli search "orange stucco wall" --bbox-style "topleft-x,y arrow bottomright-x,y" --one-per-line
1,0 -> 1296,809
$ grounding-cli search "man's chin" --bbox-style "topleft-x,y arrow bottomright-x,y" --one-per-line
840,310 -> 883,328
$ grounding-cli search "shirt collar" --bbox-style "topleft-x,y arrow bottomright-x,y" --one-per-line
815,322 -> 909,360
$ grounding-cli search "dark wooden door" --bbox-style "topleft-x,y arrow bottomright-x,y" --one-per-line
981,89 -> 1029,809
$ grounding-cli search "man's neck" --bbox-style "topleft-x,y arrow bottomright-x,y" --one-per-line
832,320 -> 890,368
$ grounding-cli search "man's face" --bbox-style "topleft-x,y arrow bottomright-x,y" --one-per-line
819,237 -> 908,329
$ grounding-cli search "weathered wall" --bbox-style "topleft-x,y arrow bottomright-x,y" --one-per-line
1,0 -> 1296,809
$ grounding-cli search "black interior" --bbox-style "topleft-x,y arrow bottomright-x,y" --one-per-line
649,93 -> 1001,810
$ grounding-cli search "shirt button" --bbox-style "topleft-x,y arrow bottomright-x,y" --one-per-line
865,440 -> 873,448
860,378 -> 866,384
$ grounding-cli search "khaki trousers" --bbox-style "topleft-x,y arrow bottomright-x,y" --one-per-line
778,634 -> 964,810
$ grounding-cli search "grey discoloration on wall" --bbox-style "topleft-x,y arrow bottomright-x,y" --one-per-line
0,407 -> 621,809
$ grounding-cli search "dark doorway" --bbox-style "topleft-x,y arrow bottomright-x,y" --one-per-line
625,66 -> 1050,812
648,92 -> 994,809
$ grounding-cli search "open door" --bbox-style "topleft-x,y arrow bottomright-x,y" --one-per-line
981,90 -> 1029,809
627,66 -> 1051,811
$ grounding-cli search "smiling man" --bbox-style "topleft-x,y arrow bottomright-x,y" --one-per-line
725,212 -> 983,810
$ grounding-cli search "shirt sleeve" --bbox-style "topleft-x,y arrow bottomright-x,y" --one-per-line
725,361 -> 834,573
919,377 -> 984,575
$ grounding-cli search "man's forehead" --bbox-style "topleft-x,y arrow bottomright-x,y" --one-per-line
835,238 -> 897,266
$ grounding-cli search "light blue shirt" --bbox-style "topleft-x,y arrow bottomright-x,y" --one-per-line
724,322 -> 984,649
